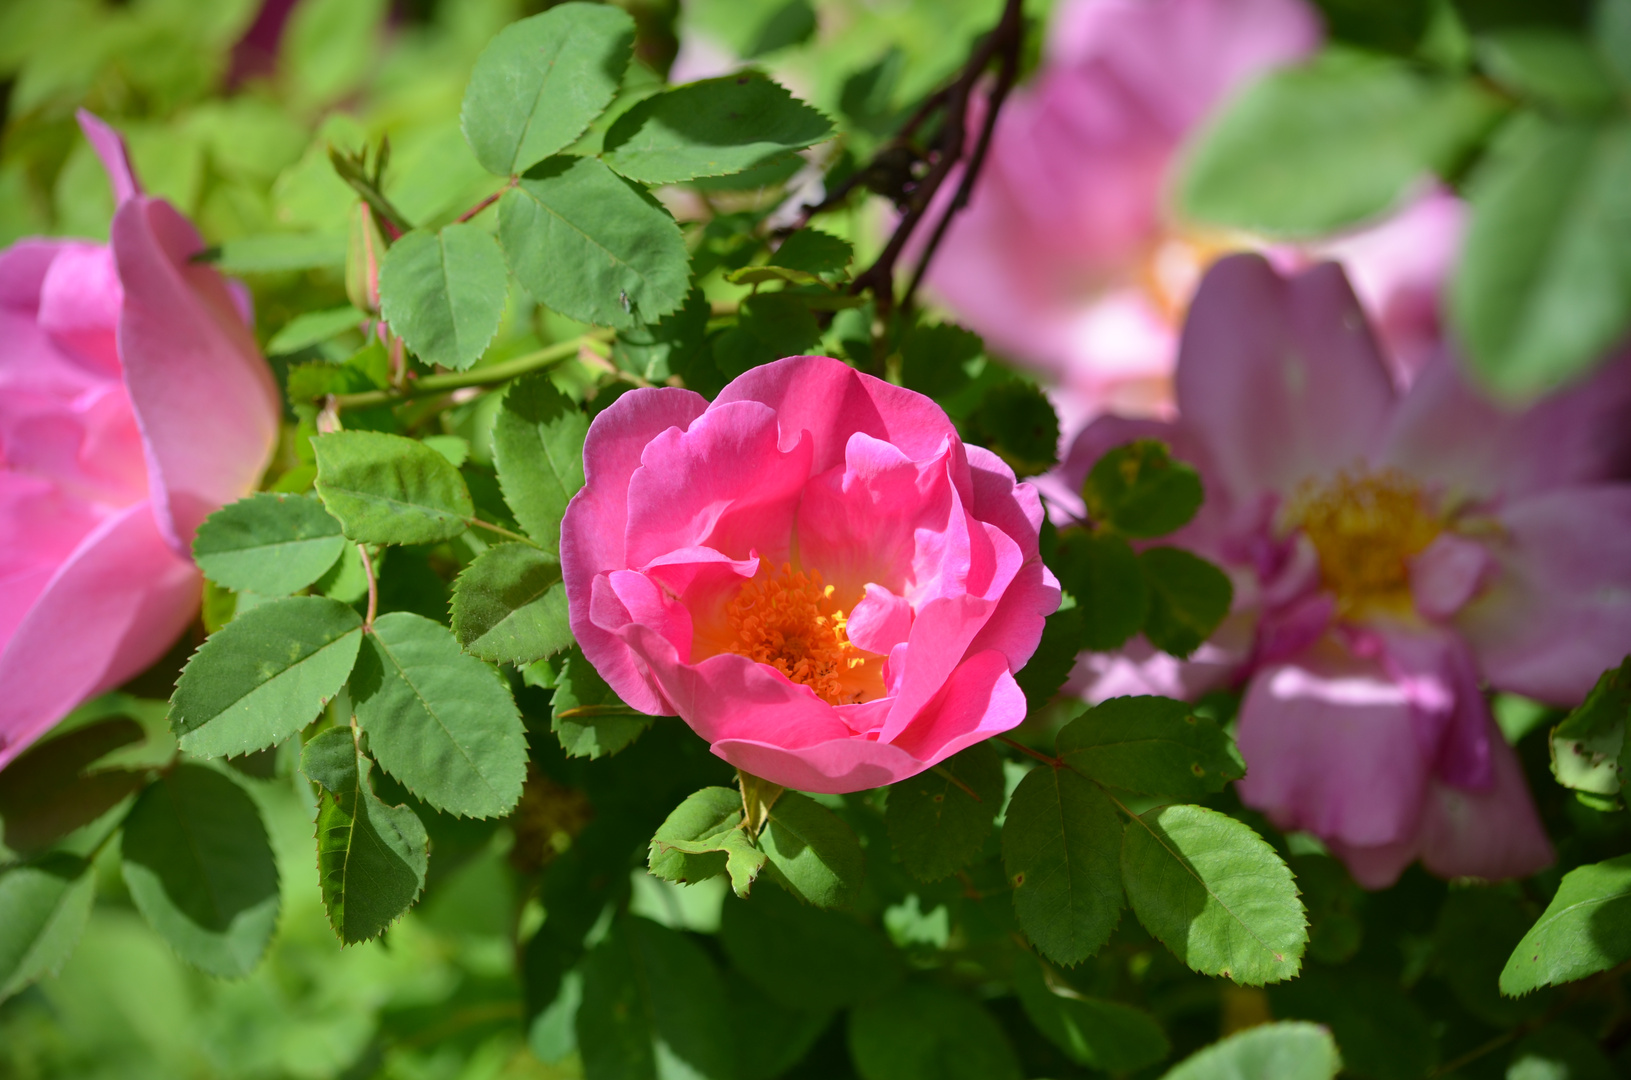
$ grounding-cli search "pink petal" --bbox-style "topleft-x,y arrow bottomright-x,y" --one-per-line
846,583 -> 914,656
112,197 -> 280,551
0,500 -> 198,770
888,649 -> 1027,762
1410,532 -> 1495,622
75,110 -> 141,205
1371,626 -> 1492,790
1457,486 -> 1631,703
962,446 -> 1061,669
1416,731 -> 1553,883
1175,255 -> 1396,503
710,734 -> 925,794
35,244 -> 123,378
0,474 -> 105,649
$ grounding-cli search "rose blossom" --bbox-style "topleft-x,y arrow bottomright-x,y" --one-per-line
925,0 -> 1462,437
560,355 -> 1060,793
1059,254 -> 1631,888
0,112 -> 280,769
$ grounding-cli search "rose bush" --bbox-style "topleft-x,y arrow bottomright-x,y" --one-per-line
561,354 -> 1060,792
0,112 -> 279,769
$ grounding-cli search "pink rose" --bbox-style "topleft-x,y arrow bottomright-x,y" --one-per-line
0,112 -> 280,770
1064,254 -> 1631,888
561,355 -> 1060,793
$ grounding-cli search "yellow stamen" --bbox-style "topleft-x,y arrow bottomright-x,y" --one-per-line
1288,469 -> 1442,616
726,563 -> 870,705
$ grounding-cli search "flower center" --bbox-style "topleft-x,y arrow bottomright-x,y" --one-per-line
727,563 -> 869,705
1288,469 -> 1442,615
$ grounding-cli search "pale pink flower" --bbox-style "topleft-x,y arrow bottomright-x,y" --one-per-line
0,112 -> 280,769
1060,255 -> 1631,888
561,355 -> 1060,793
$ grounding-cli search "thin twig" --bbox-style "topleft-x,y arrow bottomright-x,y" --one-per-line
997,734 -> 1061,768
328,332 -> 612,411
358,544 -> 378,628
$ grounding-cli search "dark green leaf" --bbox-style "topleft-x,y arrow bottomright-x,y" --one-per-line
1121,804 -> 1306,986
745,0 -> 817,57
900,321 -> 981,399
773,228 -> 852,277
1011,950 -> 1170,1072
377,224 -> 508,372
491,373 -> 588,554
1478,28 -> 1618,113
1179,54 -> 1503,235
720,886 -> 901,1013
0,854 -> 95,1001
170,596 -> 364,758
1003,766 -> 1124,966
1015,607 -> 1085,712
450,543 -> 571,665
1160,1021 -> 1339,1080
0,720 -> 145,856
120,765 -> 280,977
614,286 -> 714,386
1435,888 -> 1544,1024
1502,854 -> 1631,996
602,71 -> 832,184
460,2 -> 635,176
759,790 -> 865,909
1505,1027 -> 1619,1080
885,742 -> 1004,882
1057,696 -> 1244,798
725,967 -> 831,1080
964,380 -> 1059,477
1140,546 -> 1233,659
351,611 -> 527,818
302,727 -> 429,943
849,982 -> 1022,1080
499,155 -> 690,328
1601,0 -> 1631,89
192,493 -> 347,596
648,786 -> 766,896
1056,532 -> 1148,652
1549,657 -> 1629,804
551,646 -> 655,759
1084,440 -> 1204,539
1269,969 -> 1432,1080
712,292 -> 823,377
313,430 -> 475,544
1451,116 -> 1631,400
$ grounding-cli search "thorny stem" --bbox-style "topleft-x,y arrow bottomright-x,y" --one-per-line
358,543 -> 378,628
327,332 -> 613,410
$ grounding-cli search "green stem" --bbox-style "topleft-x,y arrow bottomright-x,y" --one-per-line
468,518 -> 539,547
330,332 -> 613,411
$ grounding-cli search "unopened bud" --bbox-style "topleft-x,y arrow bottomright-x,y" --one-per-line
345,201 -> 386,314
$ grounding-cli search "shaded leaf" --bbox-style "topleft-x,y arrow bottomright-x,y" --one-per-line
1014,607 -> 1085,712
491,373 -> 588,553
0,720 -> 145,856
551,646 -> 655,759
1502,854 -> 1631,996
451,543 -> 571,665
1140,546 -> 1233,659
1002,766 -> 1124,966
885,742 -> 1004,882
849,982 -> 1022,1080
759,790 -> 865,909
1056,532 -> 1148,652
1056,696 -> 1244,799
719,885 -> 901,1014
192,493 -> 346,596
1160,1021 -> 1339,1080
313,430 -> 474,545
0,854 -> 95,1001
1011,950 -> 1170,1072
1084,440 -> 1204,539
1549,657 -> 1629,805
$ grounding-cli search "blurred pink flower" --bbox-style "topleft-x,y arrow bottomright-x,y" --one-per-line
925,0 -> 1462,437
1060,255 -> 1631,888
0,112 -> 280,770
561,355 -> 1060,793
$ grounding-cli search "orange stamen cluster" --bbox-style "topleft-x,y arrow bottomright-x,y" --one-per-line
727,564 -> 865,705
1288,468 -> 1442,616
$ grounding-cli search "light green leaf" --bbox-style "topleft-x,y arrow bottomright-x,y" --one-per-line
1549,657 -> 1629,805
350,611 -> 527,819
460,2 -> 635,176
759,791 -> 865,909
302,727 -> 429,944
1122,804 -> 1306,986
313,430 -> 475,544
491,372 -> 588,553
1056,532 -> 1148,652
1011,950 -> 1170,1072
170,596 -> 364,758
551,646 -> 655,759
1057,696 -> 1244,799
648,786 -> 766,897
450,543 -> 572,665
885,742 -> 1004,882
849,982 -> 1022,1080
213,233 -> 347,273
267,305 -> 364,356
1002,765 -> 1124,966
378,224 -> 509,372
719,886 -> 901,1013
120,764 -> 280,978
191,492 -> 347,596
602,71 -> 832,184
1140,546 -> 1233,659
498,155 -> 690,329
1160,1021 -> 1339,1080
1501,854 -> 1631,996
0,854 -> 96,1001
1084,440 -> 1204,539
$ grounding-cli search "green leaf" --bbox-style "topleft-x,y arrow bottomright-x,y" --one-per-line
964,380 -> 1059,477
1601,0 -> 1631,90
266,305 -> 364,356
1057,696 -> 1244,799
1002,766 -> 1124,966
773,228 -> 852,278
1014,607 -> 1085,712
1269,969 -> 1433,1080
1478,28 -> 1619,114
0,854 -> 96,1001
885,742 -> 1004,882
1179,54 -> 1503,235
576,916 -> 735,1080
377,224 -> 509,372
350,611 -> 527,819
1506,1027 -> 1619,1080
191,492 -> 347,596
1549,657 -> 1629,804
313,430 -> 475,545
614,286 -> 714,387
712,291 -> 823,377
551,646 -> 655,759
213,233 -> 347,274
1056,532 -> 1148,652
302,727 -> 429,944
1011,950 -> 1170,1072
1121,804 -> 1306,986
849,982 -> 1022,1080
720,886 -> 901,1013
491,372 -> 588,553
648,786 -> 766,897
1084,440 -> 1204,539
900,321 -> 981,399
1451,116 -> 1631,400
460,2 -> 635,176
1160,1022 -> 1339,1080
1501,854 -> 1631,996
759,790 -> 865,909
0,720 -> 145,856
1140,546 -> 1233,659
498,155 -> 690,329
120,764 -> 280,977
450,543 -> 571,665
170,596 -> 364,758
602,71 -> 832,184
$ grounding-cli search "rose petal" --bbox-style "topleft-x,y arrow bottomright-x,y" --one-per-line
75,110 -> 140,205
1410,532 -> 1495,622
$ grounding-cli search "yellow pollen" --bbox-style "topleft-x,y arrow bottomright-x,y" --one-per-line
727,563 -> 867,705
1288,469 -> 1442,615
